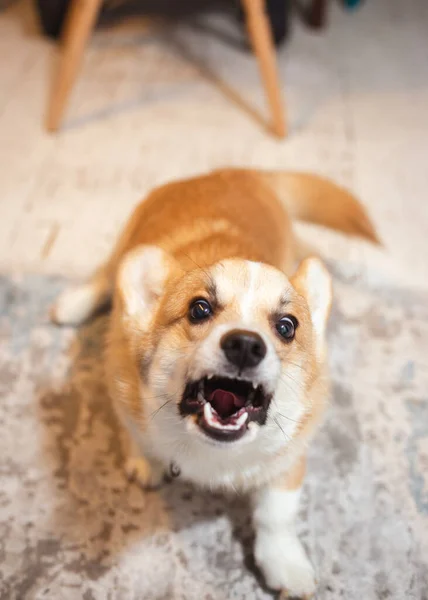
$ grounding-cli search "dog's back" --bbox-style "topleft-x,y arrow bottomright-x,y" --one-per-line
52,168 -> 378,326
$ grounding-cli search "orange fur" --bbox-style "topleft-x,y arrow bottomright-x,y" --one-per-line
282,455 -> 307,491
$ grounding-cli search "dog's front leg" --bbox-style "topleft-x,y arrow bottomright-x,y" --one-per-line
252,456 -> 316,599
113,404 -> 166,489
124,437 -> 165,490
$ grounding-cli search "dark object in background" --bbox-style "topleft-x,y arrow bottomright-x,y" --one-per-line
35,0 -> 366,42
35,0 -> 291,45
305,0 -> 327,29
344,0 -> 363,8
265,0 -> 291,45
35,0 -> 71,38
238,0 -> 291,46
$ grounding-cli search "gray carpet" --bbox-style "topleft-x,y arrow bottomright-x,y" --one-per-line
1,271 -> 428,600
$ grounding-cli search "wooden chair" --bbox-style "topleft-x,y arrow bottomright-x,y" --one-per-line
46,0 -> 286,137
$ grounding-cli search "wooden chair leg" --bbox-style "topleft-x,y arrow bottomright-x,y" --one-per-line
46,0 -> 104,132
241,0 -> 286,138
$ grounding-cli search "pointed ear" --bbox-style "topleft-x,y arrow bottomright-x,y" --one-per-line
117,245 -> 178,329
291,257 -> 332,358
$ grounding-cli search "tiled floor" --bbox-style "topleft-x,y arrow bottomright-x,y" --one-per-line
1,0 -> 427,287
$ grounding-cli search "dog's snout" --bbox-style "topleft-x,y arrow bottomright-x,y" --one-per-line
220,330 -> 267,369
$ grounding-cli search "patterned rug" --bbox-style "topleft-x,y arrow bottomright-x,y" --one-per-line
1,270 -> 428,600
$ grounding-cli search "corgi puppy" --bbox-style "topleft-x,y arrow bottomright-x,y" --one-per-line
52,169 -> 378,599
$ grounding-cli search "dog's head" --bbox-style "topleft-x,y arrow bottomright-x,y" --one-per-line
117,246 -> 331,453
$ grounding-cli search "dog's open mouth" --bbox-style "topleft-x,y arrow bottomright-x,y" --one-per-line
180,376 -> 271,442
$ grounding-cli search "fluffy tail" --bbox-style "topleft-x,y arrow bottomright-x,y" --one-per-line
260,171 -> 380,244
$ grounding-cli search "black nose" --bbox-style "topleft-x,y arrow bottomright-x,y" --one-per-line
220,330 -> 267,370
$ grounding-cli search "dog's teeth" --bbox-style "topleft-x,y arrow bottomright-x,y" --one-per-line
203,404 -> 248,431
252,382 -> 257,389
207,374 -> 213,380
203,402 -> 215,424
216,415 -> 247,431
235,411 -> 248,427
198,391 -> 205,403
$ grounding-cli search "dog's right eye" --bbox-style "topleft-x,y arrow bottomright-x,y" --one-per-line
189,298 -> 213,323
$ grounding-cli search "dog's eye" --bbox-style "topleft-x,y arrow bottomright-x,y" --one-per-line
275,315 -> 298,341
189,298 -> 213,322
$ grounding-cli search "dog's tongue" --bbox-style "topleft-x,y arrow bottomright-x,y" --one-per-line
209,389 -> 246,419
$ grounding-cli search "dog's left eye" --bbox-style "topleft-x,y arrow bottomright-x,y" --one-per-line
275,315 -> 298,341
189,298 -> 213,322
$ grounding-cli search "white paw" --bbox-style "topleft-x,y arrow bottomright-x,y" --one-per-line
51,284 -> 97,325
255,530 -> 316,599
125,457 -> 165,489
